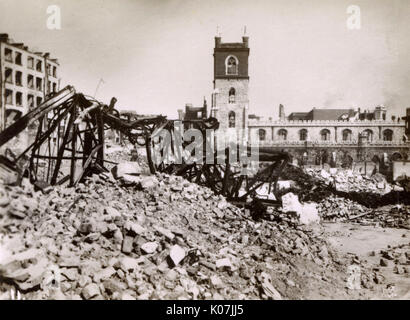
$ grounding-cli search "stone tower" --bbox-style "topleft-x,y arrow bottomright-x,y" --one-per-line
211,35 -> 249,143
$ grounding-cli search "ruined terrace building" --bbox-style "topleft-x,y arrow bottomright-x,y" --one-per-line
0,33 -> 60,149
179,35 -> 409,164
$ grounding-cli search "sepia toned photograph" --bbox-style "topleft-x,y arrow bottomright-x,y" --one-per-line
0,0 -> 409,303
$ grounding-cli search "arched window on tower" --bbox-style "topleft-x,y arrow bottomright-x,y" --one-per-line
342,129 -> 352,141
278,129 -> 287,141
320,129 -> 331,141
299,129 -> 307,141
229,88 -> 235,103
258,129 -> 266,141
383,129 -> 393,141
228,111 -> 236,128
226,56 -> 238,75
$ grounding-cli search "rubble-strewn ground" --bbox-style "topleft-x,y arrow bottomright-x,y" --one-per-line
0,147 -> 408,300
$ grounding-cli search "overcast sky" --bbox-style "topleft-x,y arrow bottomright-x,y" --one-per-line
1,0 -> 409,119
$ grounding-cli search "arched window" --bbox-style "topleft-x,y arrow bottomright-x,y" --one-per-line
299,129 -> 307,141
226,56 -> 238,75
320,129 -> 331,141
383,129 -> 393,141
228,111 -> 235,128
278,129 -> 287,141
342,129 -> 352,141
391,152 -> 402,161
258,129 -> 266,141
362,129 -> 373,142
229,87 -> 235,103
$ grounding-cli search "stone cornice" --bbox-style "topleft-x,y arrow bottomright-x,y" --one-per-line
248,119 -> 405,127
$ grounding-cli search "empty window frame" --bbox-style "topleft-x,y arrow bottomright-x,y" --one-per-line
28,94 -> 34,109
383,129 -> 393,141
15,71 -> 22,86
36,60 -> 42,72
278,129 -> 287,141
5,48 -> 13,62
27,56 -> 34,69
228,111 -> 236,128
299,129 -> 308,141
5,68 -> 13,83
342,129 -> 352,141
27,74 -> 34,89
36,77 -> 42,91
320,129 -> 331,141
229,87 -> 235,103
36,97 -> 42,107
5,89 -> 13,104
16,92 -> 23,106
258,129 -> 266,141
15,52 -> 22,65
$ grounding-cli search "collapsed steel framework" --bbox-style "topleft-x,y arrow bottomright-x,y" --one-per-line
0,86 -> 289,203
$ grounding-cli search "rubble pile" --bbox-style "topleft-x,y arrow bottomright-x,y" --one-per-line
277,164 -> 410,209
317,196 -> 371,221
105,146 -> 149,171
306,169 -> 394,195
0,169 -> 361,300
317,197 -> 409,229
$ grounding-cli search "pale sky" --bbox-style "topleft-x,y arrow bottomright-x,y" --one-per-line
1,0 -> 409,119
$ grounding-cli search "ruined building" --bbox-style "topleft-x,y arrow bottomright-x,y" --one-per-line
0,33 -> 60,149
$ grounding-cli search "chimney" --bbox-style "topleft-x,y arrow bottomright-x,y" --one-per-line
242,36 -> 249,48
203,97 -> 208,118
177,109 -> 184,121
279,104 -> 285,121
215,36 -> 221,48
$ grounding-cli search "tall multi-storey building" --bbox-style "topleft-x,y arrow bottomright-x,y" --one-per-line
0,33 -> 60,150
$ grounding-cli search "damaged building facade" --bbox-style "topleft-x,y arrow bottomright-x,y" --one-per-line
0,33 -> 60,150
248,105 -> 409,165
191,35 -> 409,166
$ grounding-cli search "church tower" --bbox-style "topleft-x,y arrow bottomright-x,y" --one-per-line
211,35 -> 249,143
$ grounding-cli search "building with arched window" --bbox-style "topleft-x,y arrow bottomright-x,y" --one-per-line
299,129 -> 307,141
383,129 -> 393,141
209,35 -> 249,142
342,129 -> 352,141
278,129 -> 287,141
361,129 -> 373,142
179,35 -> 410,164
226,56 -> 238,75
320,129 -> 331,141
228,111 -> 236,128
229,88 -> 235,103
258,128 -> 266,141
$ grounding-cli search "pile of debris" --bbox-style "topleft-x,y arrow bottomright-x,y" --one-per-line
277,164 -> 410,209
0,163 -> 386,300
317,196 -> 371,221
317,196 -> 409,229
305,168 -> 394,195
